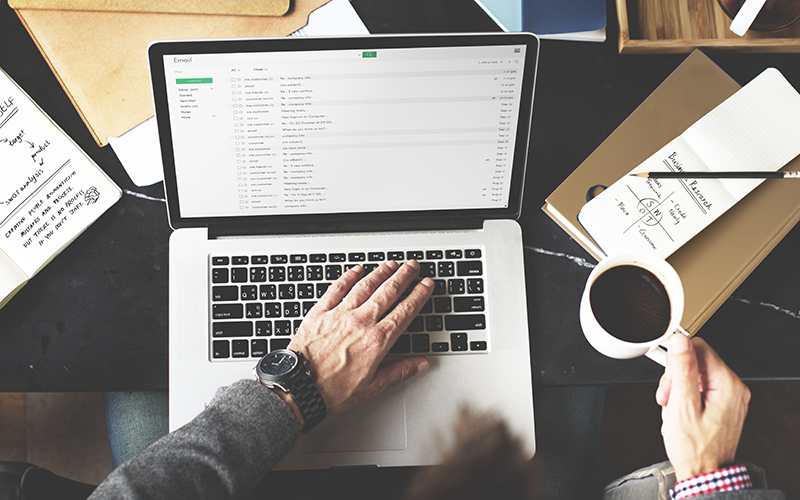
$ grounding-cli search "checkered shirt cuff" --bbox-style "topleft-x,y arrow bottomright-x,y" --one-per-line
670,465 -> 753,500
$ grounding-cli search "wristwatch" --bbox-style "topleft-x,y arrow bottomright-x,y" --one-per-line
253,349 -> 327,433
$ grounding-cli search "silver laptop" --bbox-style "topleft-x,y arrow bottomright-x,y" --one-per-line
149,33 -> 539,469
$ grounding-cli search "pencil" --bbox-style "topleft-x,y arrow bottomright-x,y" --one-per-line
630,171 -> 800,179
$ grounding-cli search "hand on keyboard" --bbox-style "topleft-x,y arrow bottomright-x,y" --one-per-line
288,260 -> 434,414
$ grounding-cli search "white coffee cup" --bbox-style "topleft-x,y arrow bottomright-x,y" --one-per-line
579,252 -> 689,366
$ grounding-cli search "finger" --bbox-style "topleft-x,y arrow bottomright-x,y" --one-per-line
375,277 -> 435,351
313,265 -> 365,312
665,333 -> 702,414
340,260 -> 400,309
370,356 -> 430,397
656,372 -> 671,407
362,260 -> 423,319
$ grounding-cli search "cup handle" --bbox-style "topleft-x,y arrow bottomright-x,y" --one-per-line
645,327 -> 692,367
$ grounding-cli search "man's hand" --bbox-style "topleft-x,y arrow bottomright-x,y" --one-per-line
286,260 -> 434,418
656,334 -> 751,481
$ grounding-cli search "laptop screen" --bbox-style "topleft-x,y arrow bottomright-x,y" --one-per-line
149,34 -> 538,230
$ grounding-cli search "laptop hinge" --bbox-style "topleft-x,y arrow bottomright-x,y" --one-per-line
207,217 -> 484,239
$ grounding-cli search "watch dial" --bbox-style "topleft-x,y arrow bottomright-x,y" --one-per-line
261,351 -> 296,376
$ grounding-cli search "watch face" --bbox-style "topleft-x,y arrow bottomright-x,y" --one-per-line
260,350 -> 298,377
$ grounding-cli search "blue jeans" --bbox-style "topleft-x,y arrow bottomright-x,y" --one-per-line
101,391 -> 169,469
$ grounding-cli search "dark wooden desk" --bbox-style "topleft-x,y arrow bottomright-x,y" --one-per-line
1,0 -> 799,391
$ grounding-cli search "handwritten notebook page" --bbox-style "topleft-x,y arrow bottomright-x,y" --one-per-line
577,68 -> 800,259
0,68 -> 121,279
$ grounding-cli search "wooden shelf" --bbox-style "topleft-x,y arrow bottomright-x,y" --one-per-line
617,0 -> 800,53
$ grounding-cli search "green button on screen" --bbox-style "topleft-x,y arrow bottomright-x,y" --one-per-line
176,78 -> 213,84
362,51 -> 377,58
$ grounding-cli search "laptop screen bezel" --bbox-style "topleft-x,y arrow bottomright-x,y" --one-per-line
148,33 -> 539,231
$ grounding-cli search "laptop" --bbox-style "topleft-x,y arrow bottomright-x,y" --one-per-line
148,33 -> 539,469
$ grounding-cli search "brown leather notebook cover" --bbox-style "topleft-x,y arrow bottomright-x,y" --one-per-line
14,0 -> 331,147
543,50 -> 800,334
9,0 -> 291,17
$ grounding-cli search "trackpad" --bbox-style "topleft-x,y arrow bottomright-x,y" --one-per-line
299,383 -> 406,453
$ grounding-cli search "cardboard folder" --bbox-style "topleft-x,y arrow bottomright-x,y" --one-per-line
14,0 -> 331,147
543,50 -> 800,335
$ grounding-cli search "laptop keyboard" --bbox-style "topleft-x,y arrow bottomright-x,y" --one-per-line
209,248 -> 489,360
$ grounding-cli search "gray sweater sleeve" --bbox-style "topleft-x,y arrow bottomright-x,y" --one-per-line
89,379 -> 299,500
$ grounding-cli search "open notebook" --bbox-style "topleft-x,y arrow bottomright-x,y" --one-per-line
578,68 -> 800,259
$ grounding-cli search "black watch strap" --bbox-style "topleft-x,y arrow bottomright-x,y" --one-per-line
285,357 -> 327,433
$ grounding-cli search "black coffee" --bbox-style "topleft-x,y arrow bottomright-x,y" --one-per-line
589,265 -> 671,343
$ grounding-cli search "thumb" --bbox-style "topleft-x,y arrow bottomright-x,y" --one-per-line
373,357 -> 430,393
666,334 -> 701,413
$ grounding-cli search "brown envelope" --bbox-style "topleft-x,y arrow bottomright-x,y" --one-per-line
9,0 -> 290,17
15,0 -> 331,146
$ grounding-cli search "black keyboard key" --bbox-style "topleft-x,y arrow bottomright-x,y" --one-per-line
470,341 -> 488,351
467,278 -> 484,294
451,333 -> 468,351
426,316 -> 443,332
344,264 -> 359,272
407,316 -> 424,333
249,267 -> 266,283
252,255 -> 269,265
232,339 -> 249,358
212,340 -> 230,358
432,342 -> 449,352
212,322 -> 252,338
412,334 -> 430,353
389,335 -> 411,354
420,299 -> 433,314
419,262 -> 436,278
271,338 -> 291,351
445,314 -> 486,330
310,253 -> 327,263
457,261 -> 483,276
264,302 -> 281,317
288,266 -> 304,281
212,286 -> 238,301
290,254 -> 307,263
454,296 -> 485,312
307,265 -> 323,281
316,283 -> 331,298
269,267 -> 286,282
445,250 -> 462,259
271,255 -> 288,264
448,279 -> 465,295
240,285 -> 257,301
212,268 -> 229,283
437,262 -> 454,277
231,268 -> 248,283
407,251 -> 424,260
232,256 -> 249,265
388,251 -> 405,261
348,252 -> 366,262
368,252 -> 385,261
302,301 -> 316,316
251,339 -> 268,357
465,249 -> 482,259
255,321 -> 272,336
213,304 -> 243,319
434,297 -> 452,313
212,256 -> 229,265
260,284 -> 277,300
297,284 -> 314,299
245,303 -> 263,319
274,320 -> 292,336
432,280 -> 447,296
293,320 -> 303,334
329,253 -> 346,262
279,284 -> 296,299
426,250 -> 443,260
326,265 -> 342,280
363,263 -> 379,273
284,302 -> 301,317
